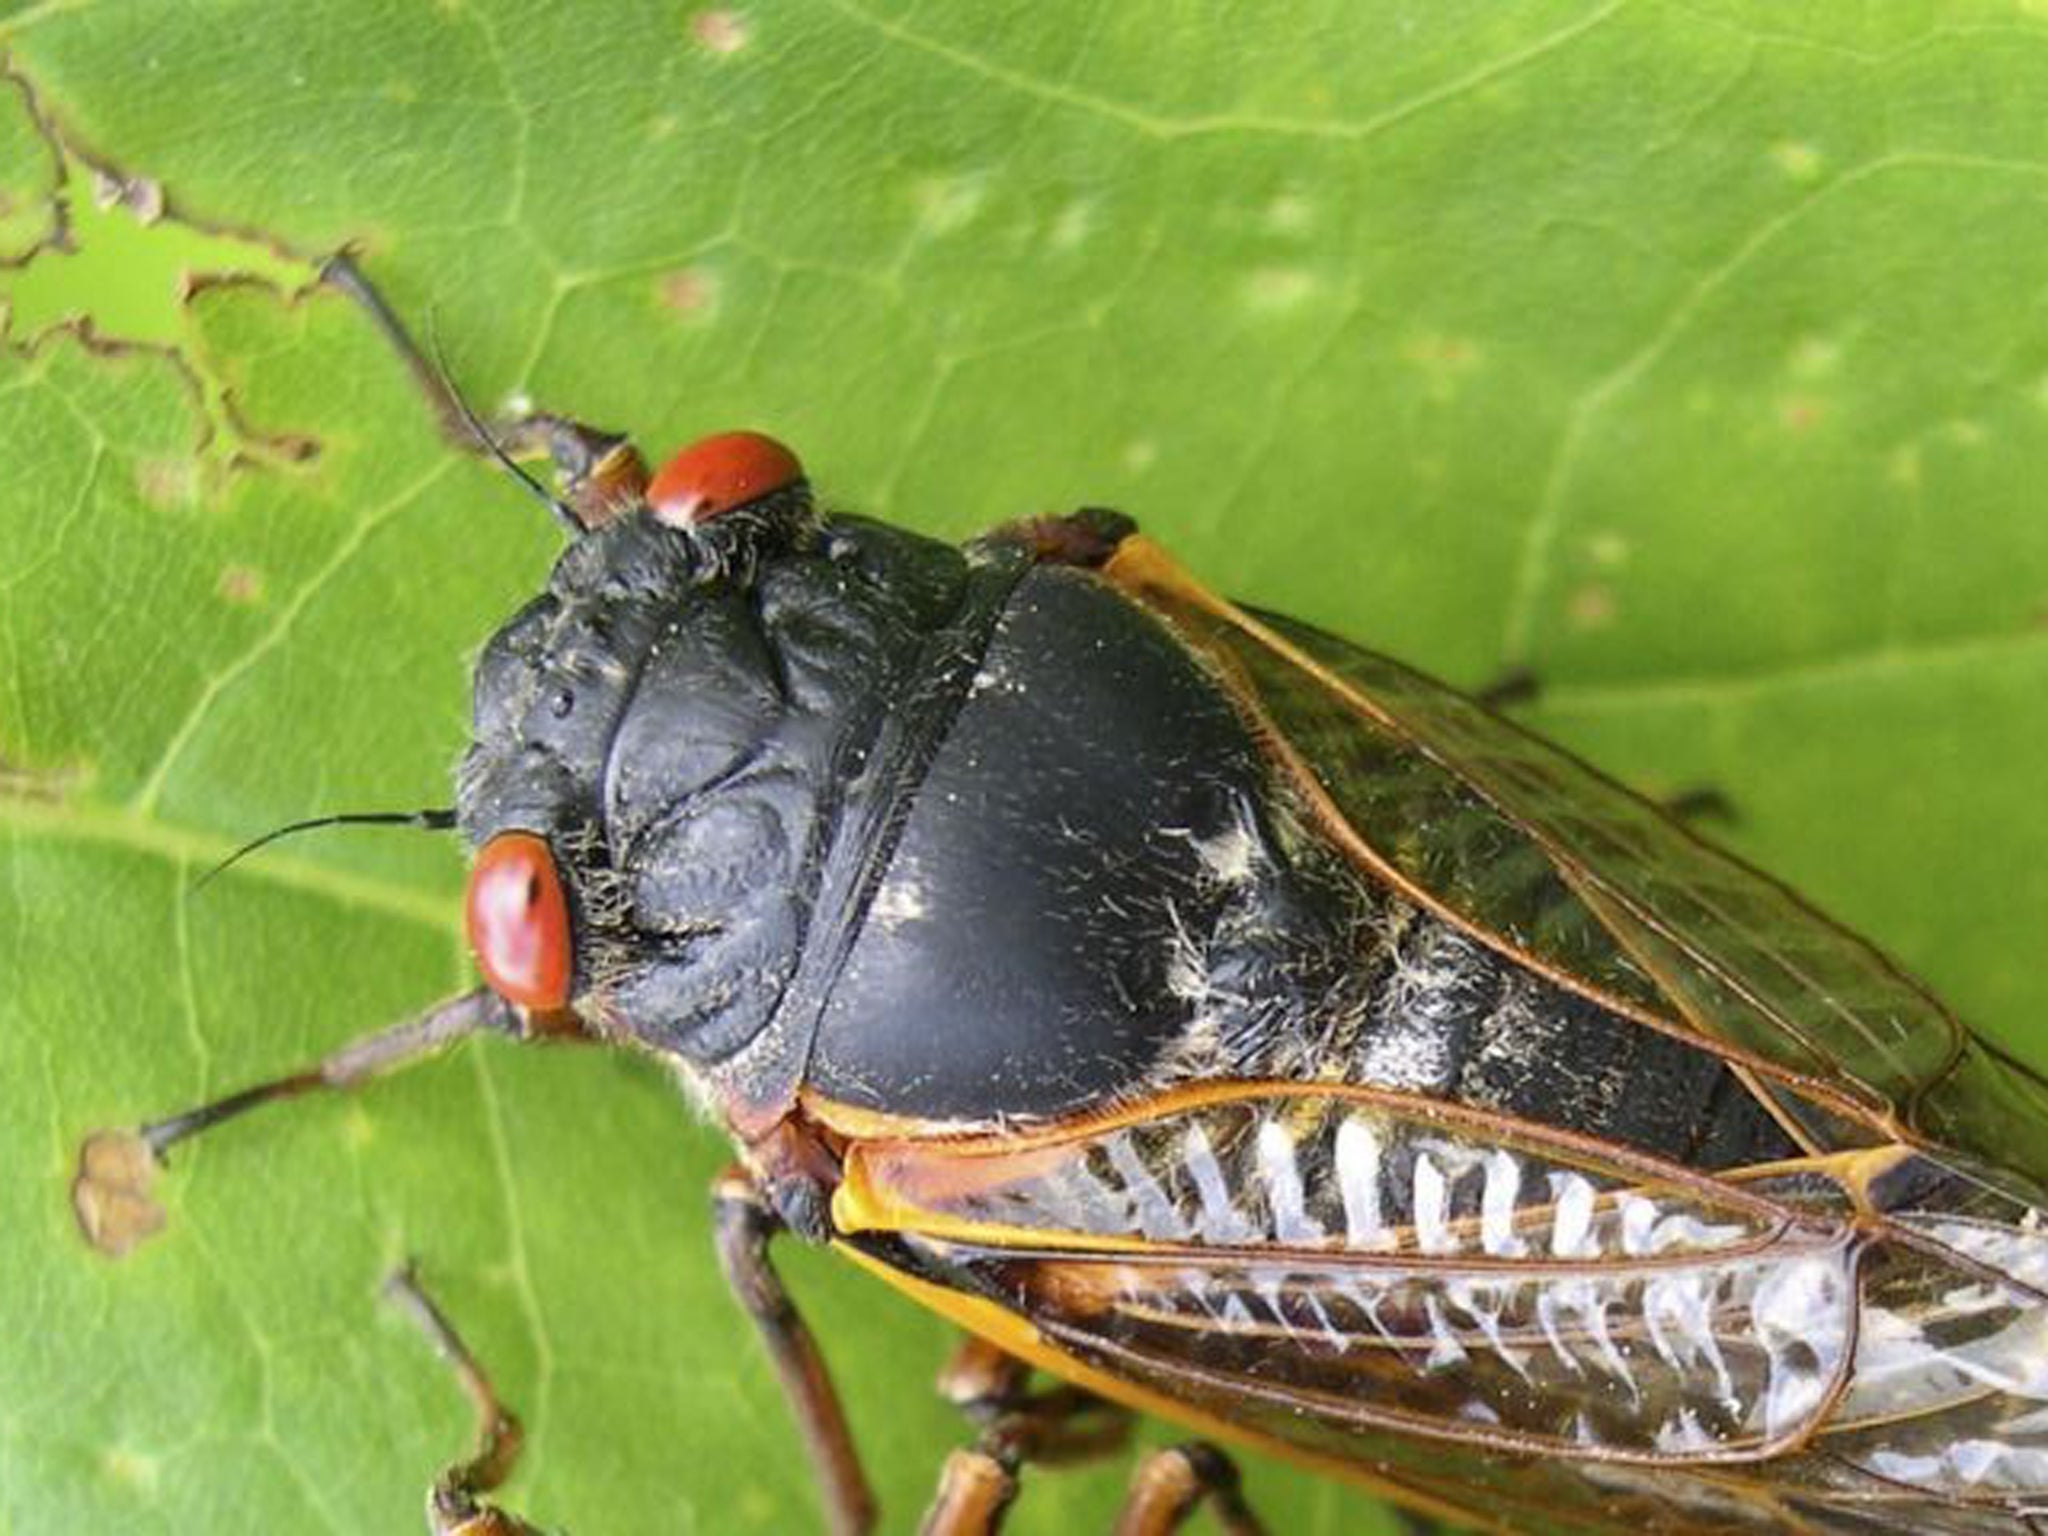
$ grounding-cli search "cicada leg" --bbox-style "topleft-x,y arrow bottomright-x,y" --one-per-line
711,1169 -> 879,1536
714,1159 -> 1268,1536
1660,784 -> 1738,825
980,506 -> 1138,570
71,988 -> 520,1258
929,1322 -> 1273,1536
712,1174 -> 1143,1536
919,1334 -> 1136,1533
1474,665 -> 1540,711
927,1339 -> 1273,1536
937,1336 -> 1131,1466
321,252 -> 647,531
383,1262 -> 544,1536
921,1445 -> 1022,1536
1474,667 -> 1737,828
920,1426 -> 1267,1536
918,1370 -> 1133,1536
1115,1444 -> 1266,1536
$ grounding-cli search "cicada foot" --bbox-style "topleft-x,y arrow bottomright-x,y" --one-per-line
1470,667 -> 1739,828
921,1336 -> 1149,1535
916,1400 -> 1108,1536
383,1263 -> 545,1536
1661,784 -> 1739,827
712,1168 -> 878,1536
1473,665 -> 1540,711
494,410 -> 650,531
937,1335 -> 1132,1467
71,989 -> 520,1259
320,251 -> 646,532
919,1444 -> 1022,1536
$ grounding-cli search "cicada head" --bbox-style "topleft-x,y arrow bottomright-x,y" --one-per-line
455,431 -> 972,1087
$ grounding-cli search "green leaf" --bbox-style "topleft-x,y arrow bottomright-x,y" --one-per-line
0,68 -> 57,262
6,3 -> 2048,1533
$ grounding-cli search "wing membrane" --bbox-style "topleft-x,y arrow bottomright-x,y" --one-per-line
1101,538 -> 2048,1189
840,1084 -> 2048,1529
838,1084 -> 1845,1460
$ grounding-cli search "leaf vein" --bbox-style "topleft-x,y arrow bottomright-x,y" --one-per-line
819,0 -> 1631,144
1498,149 -> 2048,666
130,457 -> 456,819
1536,622 -> 2048,713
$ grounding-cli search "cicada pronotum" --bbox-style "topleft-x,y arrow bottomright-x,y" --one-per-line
74,258 -> 2048,1536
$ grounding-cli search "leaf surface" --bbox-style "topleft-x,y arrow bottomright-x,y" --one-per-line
6,4 -> 2048,1531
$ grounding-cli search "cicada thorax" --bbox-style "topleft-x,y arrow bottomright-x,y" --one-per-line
782,573 -> 1805,1176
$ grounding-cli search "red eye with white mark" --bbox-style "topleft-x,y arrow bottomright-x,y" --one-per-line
646,430 -> 804,526
464,832 -> 572,1010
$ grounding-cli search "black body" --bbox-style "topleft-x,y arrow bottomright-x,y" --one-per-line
455,502 -> 1797,1164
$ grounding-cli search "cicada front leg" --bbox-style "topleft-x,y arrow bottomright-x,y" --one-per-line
711,1168 -> 879,1536
71,989 -> 520,1258
711,1171 -> 1258,1536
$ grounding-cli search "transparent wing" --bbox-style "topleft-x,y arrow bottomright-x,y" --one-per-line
1101,538 -> 2048,1187
839,1085 -> 1850,1459
838,1084 -> 2048,1532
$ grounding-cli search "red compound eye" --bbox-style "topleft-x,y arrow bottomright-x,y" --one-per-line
646,430 -> 804,526
465,832 -> 572,1010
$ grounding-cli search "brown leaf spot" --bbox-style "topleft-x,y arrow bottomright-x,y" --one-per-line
1567,582 -> 1616,631
216,563 -> 264,605
691,8 -> 749,53
72,1129 -> 166,1259
657,266 -> 719,320
1778,395 -> 1826,433
1402,332 -> 1479,369
0,751 -> 84,802
134,456 -> 198,509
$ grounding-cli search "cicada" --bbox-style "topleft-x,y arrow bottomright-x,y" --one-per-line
74,259 -> 2048,1536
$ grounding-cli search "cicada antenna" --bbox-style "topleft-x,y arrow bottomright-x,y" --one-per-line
318,251 -> 585,534
193,808 -> 459,891
422,319 -> 587,536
